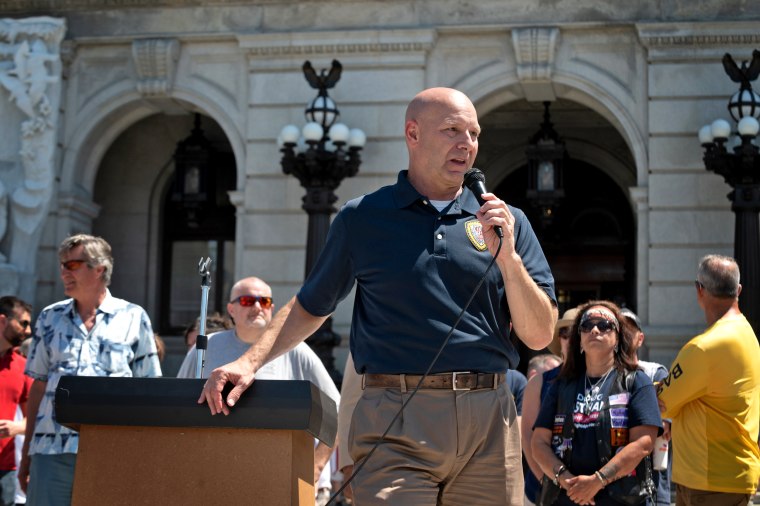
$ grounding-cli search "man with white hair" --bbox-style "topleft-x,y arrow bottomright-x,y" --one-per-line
19,234 -> 162,506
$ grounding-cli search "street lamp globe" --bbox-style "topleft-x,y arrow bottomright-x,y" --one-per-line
738,116 -> 760,137
306,95 -> 338,130
698,124 -> 714,145
328,123 -> 350,144
279,124 -> 301,145
710,119 -> 732,141
302,122 -> 324,143
728,88 -> 760,122
348,128 -> 367,148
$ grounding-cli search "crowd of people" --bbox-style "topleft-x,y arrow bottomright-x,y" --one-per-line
0,86 -> 758,506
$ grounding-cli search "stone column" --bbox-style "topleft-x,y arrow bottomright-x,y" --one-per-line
629,186 -> 652,356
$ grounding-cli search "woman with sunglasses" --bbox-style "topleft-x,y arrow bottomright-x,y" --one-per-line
531,300 -> 662,506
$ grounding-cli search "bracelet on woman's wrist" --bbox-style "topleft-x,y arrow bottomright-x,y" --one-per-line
553,464 -> 567,485
594,470 -> 608,486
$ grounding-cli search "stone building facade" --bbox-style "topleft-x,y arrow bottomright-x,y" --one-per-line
1,1 -> 758,372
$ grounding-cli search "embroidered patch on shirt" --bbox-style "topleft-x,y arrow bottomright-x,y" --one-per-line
610,407 -> 628,428
465,220 -> 487,251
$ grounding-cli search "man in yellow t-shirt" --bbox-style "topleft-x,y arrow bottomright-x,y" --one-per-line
657,254 -> 760,506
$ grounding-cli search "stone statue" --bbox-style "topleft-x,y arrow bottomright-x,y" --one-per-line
0,17 -> 65,300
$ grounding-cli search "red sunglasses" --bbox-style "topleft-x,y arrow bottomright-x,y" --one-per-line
230,295 -> 273,309
60,259 -> 90,271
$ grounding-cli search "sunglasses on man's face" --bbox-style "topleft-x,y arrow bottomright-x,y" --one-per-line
230,295 -> 273,309
60,259 -> 90,271
579,319 -> 617,333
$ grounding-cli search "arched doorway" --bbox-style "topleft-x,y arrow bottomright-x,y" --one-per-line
495,160 -> 635,308
159,115 -> 237,335
477,98 -> 637,372
92,111 -> 237,374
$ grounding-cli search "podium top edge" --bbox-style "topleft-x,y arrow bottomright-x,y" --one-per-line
54,376 -> 337,445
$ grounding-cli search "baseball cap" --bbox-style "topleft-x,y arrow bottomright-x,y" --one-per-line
620,307 -> 642,331
548,307 -> 580,356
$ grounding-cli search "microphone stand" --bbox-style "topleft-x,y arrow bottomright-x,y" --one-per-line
195,257 -> 212,379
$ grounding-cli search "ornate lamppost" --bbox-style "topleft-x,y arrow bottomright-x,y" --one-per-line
525,101 -> 567,228
278,60 -> 366,382
698,50 -> 760,337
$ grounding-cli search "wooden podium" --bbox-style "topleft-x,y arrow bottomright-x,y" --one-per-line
55,377 -> 337,506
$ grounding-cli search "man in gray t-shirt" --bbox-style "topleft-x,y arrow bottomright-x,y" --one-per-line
177,277 -> 339,500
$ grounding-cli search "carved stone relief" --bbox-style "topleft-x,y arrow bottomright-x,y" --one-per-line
512,27 -> 559,102
132,38 -> 179,96
0,17 -> 65,297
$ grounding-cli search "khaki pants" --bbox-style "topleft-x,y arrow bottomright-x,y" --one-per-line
675,484 -> 752,506
349,381 -> 522,506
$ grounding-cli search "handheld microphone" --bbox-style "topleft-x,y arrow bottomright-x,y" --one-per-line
463,168 -> 503,238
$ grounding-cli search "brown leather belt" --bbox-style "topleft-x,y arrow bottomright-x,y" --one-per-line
362,372 -> 505,391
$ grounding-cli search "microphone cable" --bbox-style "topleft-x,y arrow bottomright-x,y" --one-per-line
326,234 -> 503,505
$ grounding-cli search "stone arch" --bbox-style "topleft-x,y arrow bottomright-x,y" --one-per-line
456,66 -> 647,191
60,84 -> 245,203
53,75 -> 244,318
551,78 -> 647,186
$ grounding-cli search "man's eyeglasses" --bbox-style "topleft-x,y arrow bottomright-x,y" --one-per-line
230,295 -> 273,309
695,280 -> 704,290
60,259 -> 90,271
579,319 -> 617,334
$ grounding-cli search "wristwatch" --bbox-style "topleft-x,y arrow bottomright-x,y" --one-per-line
553,464 -> 567,486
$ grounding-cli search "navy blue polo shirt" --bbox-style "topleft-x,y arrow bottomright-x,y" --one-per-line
297,170 -> 556,374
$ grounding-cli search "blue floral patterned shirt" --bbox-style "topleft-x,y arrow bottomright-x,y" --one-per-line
25,290 -> 162,455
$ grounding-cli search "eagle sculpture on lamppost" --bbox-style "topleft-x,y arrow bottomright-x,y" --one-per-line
302,59 -> 343,90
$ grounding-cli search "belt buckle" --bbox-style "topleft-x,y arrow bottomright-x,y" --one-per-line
452,371 -> 472,391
